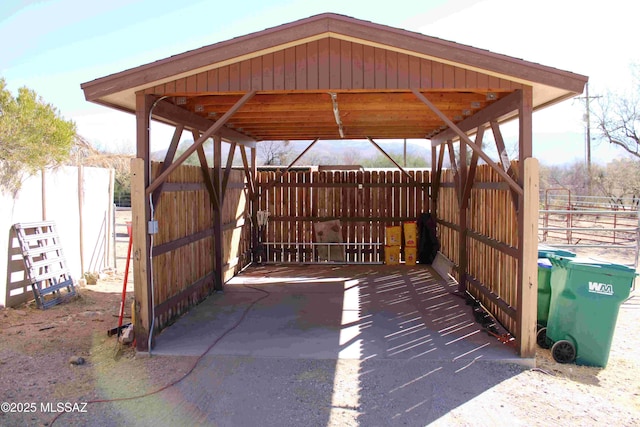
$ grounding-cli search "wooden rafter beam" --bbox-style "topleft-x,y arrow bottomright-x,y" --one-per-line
431,142 -> 445,215
151,124 -> 184,207
221,142 -> 237,201
491,120 -> 519,211
461,125 -> 485,210
146,90 -> 256,195
240,146 -> 255,200
431,89 -> 523,146
446,140 -> 461,205
152,98 -> 256,147
263,138 -> 320,193
192,130 -> 219,209
413,88 -> 523,196
189,91 -> 490,107
366,137 -> 414,181
227,116 -> 443,125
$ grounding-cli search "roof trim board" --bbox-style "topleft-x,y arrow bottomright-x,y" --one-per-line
81,14 -> 587,108
80,13 -> 587,143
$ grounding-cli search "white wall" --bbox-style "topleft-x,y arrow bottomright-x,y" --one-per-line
0,166 -> 114,308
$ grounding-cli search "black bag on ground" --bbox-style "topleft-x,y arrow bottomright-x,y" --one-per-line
417,213 -> 440,264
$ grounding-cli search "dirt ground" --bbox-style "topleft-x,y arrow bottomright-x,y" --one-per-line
1,210 -> 639,426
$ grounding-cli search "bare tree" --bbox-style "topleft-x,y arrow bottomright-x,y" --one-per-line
593,65 -> 640,158
592,158 -> 640,201
341,148 -> 362,165
258,140 -> 291,165
539,161 -> 593,197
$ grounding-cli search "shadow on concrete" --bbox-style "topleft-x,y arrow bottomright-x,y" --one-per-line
150,264 -> 526,426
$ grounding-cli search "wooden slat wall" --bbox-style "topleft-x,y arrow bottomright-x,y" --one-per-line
437,162 -> 519,335
257,169 -> 430,263
437,169 -> 460,274
150,162 -> 250,332
144,38 -> 522,95
222,170 -> 251,282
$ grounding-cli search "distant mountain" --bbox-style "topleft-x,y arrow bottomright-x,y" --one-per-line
149,131 -> 624,168
151,138 -> 432,167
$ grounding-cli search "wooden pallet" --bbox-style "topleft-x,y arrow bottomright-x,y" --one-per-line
13,221 -> 76,309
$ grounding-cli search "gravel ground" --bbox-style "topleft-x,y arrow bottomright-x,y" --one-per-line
1,284 -> 638,427
1,209 -> 638,426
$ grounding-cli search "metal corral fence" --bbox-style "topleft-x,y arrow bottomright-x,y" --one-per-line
539,189 -> 640,268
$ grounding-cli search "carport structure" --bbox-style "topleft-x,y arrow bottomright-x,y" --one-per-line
81,13 -> 587,357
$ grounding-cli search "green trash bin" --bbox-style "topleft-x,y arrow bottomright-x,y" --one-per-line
536,246 -> 576,348
538,245 -> 576,259
537,259 -> 553,322
546,256 -> 637,367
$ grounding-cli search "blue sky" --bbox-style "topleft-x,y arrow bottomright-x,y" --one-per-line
1,0 -> 637,165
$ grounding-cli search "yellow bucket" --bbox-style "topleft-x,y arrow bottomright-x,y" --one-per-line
403,221 -> 417,247
385,226 -> 402,246
385,245 -> 400,265
404,247 -> 417,266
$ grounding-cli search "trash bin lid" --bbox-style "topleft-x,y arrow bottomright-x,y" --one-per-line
548,254 -> 582,268
538,258 -> 552,269
551,256 -> 639,279
538,244 -> 576,259
568,257 -> 637,274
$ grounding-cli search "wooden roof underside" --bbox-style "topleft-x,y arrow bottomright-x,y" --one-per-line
81,13 -> 588,143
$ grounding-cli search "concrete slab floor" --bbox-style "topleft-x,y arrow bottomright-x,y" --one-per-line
115,265 -> 534,427
152,264 -> 523,364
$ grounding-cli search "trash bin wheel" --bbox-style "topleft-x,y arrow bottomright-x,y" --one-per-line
551,340 -> 576,364
536,327 -> 551,349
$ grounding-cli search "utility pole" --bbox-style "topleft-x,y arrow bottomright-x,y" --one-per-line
586,83 -> 592,178
575,83 -> 601,195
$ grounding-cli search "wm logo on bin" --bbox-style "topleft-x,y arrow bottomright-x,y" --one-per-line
588,281 -> 614,296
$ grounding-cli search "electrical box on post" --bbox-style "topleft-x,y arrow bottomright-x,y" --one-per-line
148,220 -> 158,234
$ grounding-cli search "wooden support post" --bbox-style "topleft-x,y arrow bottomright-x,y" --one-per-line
431,144 -> 445,219
131,158 -> 151,351
251,147 -> 257,185
221,142 -> 237,201
517,86 -> 536,357
446,140 -> 461,204
251,146 -> 257,202
250,146 -> 258,263
461,126 -> 485,210
213,135 -> 223,291
430,144 -> 436,215
458,138 -> 468,294
240,146 -> 255,200
518,157 -> 539,357
519,87 -> 534,164
134,92 -> 152,352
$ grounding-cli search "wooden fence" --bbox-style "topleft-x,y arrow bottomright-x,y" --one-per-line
145,162 -> 523,337
150,162 -> 250,331
437,163 -> 519,335
257,169 -> 431,263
